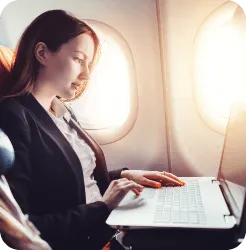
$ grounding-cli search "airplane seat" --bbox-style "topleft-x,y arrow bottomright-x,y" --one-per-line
0,45 -> 15,73
0,129 -> 15,249
0,46 -> 15,171
0,130 -> 52,250
0,128 -> 15,174
0,45 -> 15,95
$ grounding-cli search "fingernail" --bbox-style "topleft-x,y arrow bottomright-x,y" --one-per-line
155,183 -> 161,188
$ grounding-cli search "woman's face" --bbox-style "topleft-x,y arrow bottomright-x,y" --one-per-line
43,33 -> 95,99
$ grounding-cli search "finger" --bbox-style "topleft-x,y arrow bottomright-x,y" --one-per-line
0,175 -> 11,191
141,177 -> 162,188
132,188 -> 144,196
120,179 -> 145,189
0,198 -> 12,214
165,183 -> 176,187
0,207 -> 28,240
132,189 -> 140,196
118,178 -> 129,182
162,172 -> 185,184
0,184 -> 16,211
0,182 -> 24,223
25,217 -> 40,235
111,178 -> 131,186
0,178 -> 17,204
142,171 -> 183,185
121,181 -> 145,192
158,174 -> 183,186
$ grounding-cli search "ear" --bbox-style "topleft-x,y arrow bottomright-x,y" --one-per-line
35,42 -> 49,66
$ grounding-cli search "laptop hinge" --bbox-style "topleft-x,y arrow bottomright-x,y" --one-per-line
224,215 -> 236,225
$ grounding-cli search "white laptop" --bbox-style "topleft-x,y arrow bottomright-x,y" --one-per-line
106,103 -> 246,231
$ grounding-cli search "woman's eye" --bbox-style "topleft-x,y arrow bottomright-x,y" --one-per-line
75,58 -> 84,64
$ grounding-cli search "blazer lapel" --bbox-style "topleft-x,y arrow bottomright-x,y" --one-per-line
16,93 -> 86,199
17,93 -> 110,195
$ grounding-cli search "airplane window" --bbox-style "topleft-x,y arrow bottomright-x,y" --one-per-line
193,1 -> 246,134
69,20 -> 138,144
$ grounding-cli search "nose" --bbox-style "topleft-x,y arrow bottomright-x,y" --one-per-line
78,63 -> 89,81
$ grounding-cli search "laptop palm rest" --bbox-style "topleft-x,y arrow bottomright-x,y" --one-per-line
106,177 -> 236,230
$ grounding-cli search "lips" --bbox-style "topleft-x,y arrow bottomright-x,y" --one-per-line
72,82 -> 81,88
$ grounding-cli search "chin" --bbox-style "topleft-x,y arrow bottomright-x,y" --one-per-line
59,90 -> 76,100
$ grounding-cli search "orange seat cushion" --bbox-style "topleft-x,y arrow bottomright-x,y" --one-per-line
0,45 -> 15,72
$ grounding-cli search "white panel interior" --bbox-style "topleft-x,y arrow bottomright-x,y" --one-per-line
159,0 -> 228,176
1,0 -> 241,176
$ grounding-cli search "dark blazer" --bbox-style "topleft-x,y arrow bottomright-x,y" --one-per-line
0,93 -> 124,250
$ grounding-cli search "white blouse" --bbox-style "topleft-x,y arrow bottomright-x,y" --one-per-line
47,98 -> 102,204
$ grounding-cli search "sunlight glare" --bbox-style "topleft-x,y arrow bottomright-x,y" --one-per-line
195,18 -> 246,125
71,34 -> 131,128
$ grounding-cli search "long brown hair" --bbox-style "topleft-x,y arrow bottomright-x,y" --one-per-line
0,9 -> 100,102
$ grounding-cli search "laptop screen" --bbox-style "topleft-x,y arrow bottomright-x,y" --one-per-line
218,103 -> 246,225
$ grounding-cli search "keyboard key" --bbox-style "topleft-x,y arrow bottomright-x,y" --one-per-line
154,180 -> 207,224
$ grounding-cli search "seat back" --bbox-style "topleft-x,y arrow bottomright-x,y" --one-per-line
0,128 -> 15,174
0,45 -> 15,96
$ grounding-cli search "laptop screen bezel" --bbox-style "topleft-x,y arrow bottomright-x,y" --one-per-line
217,106 -> 246,232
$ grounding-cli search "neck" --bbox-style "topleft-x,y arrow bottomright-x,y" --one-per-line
32,79 -> 56,111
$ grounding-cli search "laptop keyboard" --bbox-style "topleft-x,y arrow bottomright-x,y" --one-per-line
154,180 -> 207,224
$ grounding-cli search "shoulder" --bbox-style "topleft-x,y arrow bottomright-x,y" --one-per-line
0,97 -> 31,125
0,98 -> 32,145
0,97 -> 27,113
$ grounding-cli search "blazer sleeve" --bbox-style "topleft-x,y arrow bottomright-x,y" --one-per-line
108,168 -> 128,181
0,107 -> 111,249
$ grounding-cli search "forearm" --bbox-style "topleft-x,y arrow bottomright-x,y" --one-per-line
120,169 -> 131,179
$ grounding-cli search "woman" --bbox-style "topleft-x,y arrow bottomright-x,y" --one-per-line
0,10 -> 184,250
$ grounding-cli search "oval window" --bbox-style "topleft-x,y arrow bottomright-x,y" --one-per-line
193,1 -> 246,134
69,20 -> 138,144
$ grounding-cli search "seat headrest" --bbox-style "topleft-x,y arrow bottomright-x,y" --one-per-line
0,45 -> 15,72
0,46 -> 15,95
0,129 -> 15,174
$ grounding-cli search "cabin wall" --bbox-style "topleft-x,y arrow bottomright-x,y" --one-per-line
0,0 -> 234,176
159,0 -> 228,176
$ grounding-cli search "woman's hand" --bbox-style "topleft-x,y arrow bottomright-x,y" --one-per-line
102,178 -> 144,210
121,170 -> 185,188
0,175 -> 30,228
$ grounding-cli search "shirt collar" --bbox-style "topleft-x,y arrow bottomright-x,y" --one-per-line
50,97 -> 71,122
